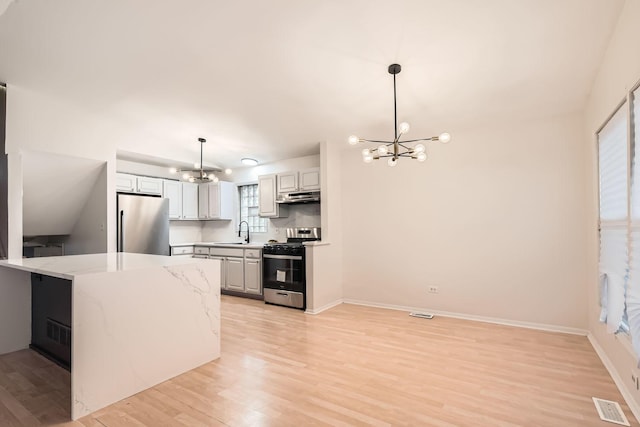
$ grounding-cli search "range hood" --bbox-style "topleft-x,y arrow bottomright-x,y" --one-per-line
276,191 -> 320,204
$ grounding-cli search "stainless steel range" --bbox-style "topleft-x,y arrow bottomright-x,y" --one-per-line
262,227 -> 321,310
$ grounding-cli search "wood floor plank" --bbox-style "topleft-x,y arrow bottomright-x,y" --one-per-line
0,295 -> 638,426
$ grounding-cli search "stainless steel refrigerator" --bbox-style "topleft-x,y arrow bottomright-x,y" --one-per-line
117,193 -> 170,255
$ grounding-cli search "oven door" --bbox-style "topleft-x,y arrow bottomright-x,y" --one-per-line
262,254 -> 305,293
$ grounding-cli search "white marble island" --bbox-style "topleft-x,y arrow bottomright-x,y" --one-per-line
0,252 -> 221,420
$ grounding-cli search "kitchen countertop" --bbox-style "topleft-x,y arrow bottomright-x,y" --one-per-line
0,252 -> 209,280
172,242 -> 266,249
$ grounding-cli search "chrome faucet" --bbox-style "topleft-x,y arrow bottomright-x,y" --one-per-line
238,221 -> 250,244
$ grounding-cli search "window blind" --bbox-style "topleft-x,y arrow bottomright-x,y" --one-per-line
627,90 -> 640,357
598,103 -> 628,334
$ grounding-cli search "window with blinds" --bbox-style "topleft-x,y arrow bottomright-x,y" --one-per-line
598,103 -> 628,334
627,88 -> 640,356
239,184 -> 268,233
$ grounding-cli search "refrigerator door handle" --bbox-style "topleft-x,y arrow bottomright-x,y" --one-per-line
119,209 -> 124,252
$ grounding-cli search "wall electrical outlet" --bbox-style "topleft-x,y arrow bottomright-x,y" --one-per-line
428,286 -> 439,294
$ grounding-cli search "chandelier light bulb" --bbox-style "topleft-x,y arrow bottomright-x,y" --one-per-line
213,177 -> 219,183
182,173 -> 190,180
194,163 -> 200,169
348,135 -> 360,145
414,143 -> 425,153
363,155 -> 374,163
202,172 -> 207,178
169,167 -> 177,174
188,177 -> 195,183
387,158 -> 397,167
362,148 -> 370,156
416,152 -> 427,162
439,132 -> 451,143
378,145 -> 388,155
399,122 -> 410,134
225,168 -> 232,175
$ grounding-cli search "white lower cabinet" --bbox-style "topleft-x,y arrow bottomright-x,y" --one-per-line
209,256 -> 226,289
208,247 -> 262,295
244,259 -> 261,295
225,257 -> 245,292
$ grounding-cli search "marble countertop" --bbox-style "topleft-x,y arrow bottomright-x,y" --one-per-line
0,252 -> 209,280
173,242 -> 266,249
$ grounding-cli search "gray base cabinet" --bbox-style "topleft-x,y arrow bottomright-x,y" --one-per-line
244,259 -> 261,295
204,246 -> 262,296
225,257 -> 245,292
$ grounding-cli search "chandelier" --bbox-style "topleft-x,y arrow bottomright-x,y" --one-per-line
170,138 -> 221,183
348,64 -> 451,166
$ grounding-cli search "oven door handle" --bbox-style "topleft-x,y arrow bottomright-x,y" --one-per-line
263,254 -> 303,260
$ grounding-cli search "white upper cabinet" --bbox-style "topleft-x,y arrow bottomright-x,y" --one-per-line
258,174 -> 288,218
198,181 -> 234,220
276,167 -> 320,193
136,176 -> 163,195
115,173 -> 137,193
182,182 -> 199,220
163,180 -> 182,219
116,173 -> 163,196
277,172 -> 298,194
299,167 -> 321,191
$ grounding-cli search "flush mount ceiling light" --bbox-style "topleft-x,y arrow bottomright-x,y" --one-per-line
241,158 -> 259,166
348,64 -> 451,167
170,138 -> 228,183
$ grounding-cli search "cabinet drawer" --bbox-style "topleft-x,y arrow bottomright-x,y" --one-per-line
209,247 -> 244,257
171,246 -> 194,256
194,246 -> 210,255
245,249 -> 261,259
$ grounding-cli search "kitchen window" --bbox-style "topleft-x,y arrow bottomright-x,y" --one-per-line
239,184 -> 268,233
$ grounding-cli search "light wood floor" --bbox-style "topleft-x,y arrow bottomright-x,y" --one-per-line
0,295 -> 637,426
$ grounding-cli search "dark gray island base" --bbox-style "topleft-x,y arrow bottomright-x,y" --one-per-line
31,273 -> 72,370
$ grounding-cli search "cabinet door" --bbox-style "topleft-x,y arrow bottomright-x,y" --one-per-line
209,256 -> 226,290
163,180 -> 182,219
137,176 -> 163,195
116,173 -> 136,192
226,257 -> 244,292
277,171 -> 298,193
207,183 -> 221,219
198,183 -> 209,219
182,183 -> 199,220
299,167 -> 320,191
258,174 -> 277,217
244,259 -> 262,295
217,181 -> 235,220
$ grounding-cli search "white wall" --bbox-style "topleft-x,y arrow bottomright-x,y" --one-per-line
64,164 -> 108,255
5,86 -> 119,255
584,0 -> 640,416
305,141 -> 344,313
340,112 -> 588,331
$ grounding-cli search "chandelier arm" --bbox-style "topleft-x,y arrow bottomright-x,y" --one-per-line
360,139 -> 395,144
400,137 -> 438,143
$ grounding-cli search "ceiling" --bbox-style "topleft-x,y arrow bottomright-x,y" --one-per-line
0,0 -> 625,170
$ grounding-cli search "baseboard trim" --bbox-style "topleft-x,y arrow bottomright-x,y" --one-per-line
588,333 -> 640,422
342,298 -> 588,336
305,299 -> 343,315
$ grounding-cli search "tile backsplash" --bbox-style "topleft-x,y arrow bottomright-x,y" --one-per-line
200,203 -> 321,243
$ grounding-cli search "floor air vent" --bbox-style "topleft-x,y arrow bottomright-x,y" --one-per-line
46,318 -> 71,347
409,312 -> 434,319
592,397 -> 630,426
